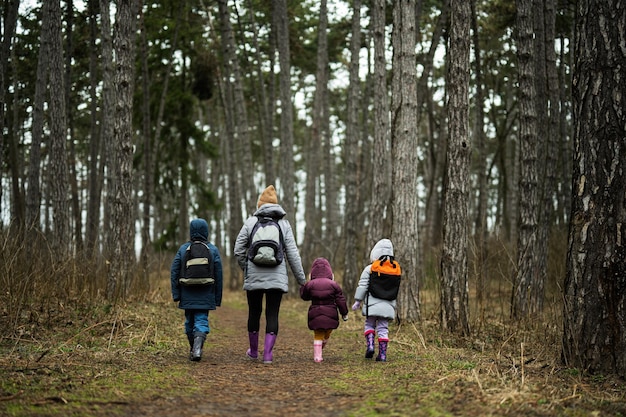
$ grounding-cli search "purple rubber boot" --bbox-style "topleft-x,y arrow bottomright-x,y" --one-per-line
376,340 -> 388,362
246,331 -> 259,360
365,331 -> 375,359
263,333 -> 277,364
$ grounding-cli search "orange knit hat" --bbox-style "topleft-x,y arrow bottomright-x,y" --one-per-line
257,185 -> 278,208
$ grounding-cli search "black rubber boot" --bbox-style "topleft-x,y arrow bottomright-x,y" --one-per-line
187,333 -> 194,360
191,332 -> 206,362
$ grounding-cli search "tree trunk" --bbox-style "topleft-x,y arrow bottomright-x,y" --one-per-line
48,0 -> 70,253
86,0 -> 103,256
563,0 -> 626,377
26,0 -> 51,230
101,0 -> 114,262
367,0 -> 390,251
273,0 -> 295,222
218,0 -> 255,214
214,3 -> 243,290
107,0 -> 136,300
391,0 -> 420,323
440,0 -> 471,336
64,0 -> 82,252
532,0 -> 548,315
0,0 -> 19,226
512,0 -> 540,319
245,0 -> 275,185
471,0 -> 488,321
342,0 -> 361,297
302,0 -> 328,272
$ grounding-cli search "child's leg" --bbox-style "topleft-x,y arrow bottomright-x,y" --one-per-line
314,330 -> 327,341
322,329 -> 333,348
184,310 -> 194,356
189,310 -> 209,362
364,317 -> 377,358
375,319 -> 390,362
193,310 -> 210,334
375,319 -> 389,341
313,330 -> 326,362
184,310 -> 194,341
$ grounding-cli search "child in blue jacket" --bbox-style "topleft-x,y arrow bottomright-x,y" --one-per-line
171,218 -> 223,361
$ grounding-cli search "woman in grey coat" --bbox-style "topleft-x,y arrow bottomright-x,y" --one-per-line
233,185 -> 306,364
352,238 -> 398,362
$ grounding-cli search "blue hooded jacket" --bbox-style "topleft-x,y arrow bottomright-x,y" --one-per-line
170,219 -> 223,310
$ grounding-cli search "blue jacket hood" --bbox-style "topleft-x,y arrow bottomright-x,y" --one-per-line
190,218 -> 209,241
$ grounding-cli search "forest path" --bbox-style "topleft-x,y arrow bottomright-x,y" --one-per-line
127,297 -> 364,417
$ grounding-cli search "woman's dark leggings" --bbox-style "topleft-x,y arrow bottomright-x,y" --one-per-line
247,289 -> 283,334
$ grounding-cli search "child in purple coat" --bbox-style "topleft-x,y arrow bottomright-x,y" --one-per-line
300,258 -> 349,362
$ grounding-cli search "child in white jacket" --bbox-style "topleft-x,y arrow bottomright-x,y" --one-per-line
352,239 -> 399,362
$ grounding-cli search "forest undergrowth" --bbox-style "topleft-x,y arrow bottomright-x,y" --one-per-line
1,264 -> 626,417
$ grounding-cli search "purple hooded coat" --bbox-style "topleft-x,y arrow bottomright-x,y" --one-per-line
300,258 -> 349,330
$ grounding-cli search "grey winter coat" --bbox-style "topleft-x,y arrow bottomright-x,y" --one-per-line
233,203 -> 306,292
171,219 -> 223,310
354,239 -> 397,320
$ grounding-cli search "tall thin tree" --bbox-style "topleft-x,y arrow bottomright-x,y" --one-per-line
273,0 -> 295,223
48,0 -> 70,253
391,0 -> 420,322
302,0 -> 329,271
343,0 -> 361,297
512,0 -> 540,319
367,0 -> 390,250
26,0 -> 51,230
0,0 -> 20,226
440,0 -> 471,335
107,0 -> 137,300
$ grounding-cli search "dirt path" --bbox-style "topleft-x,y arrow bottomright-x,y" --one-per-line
127,301 -> 363,417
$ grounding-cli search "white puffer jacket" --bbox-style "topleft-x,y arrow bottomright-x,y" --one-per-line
354,239 -> 397,320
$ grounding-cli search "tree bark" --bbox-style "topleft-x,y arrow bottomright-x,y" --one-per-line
48,0 -> 70,253
218,0 -> 255,214
367,0 -> 390,251
101,0 -> 114,260
86,0 -> 103,256
471,0 -> 488,320
26,0 -> 51,230
391,0 -> 420,322
302,0 -> 329,272
440,0 -> 471,336
107,0 -> 136,300
245,0 -> 275,185
0,0 -> 19,226
532,0 -> 548,315
342,0 -> 361,298
512,0 -> 540,319
563,0 -> 626,377
273,0 -> 295,223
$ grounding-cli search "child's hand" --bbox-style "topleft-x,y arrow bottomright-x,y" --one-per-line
342,315 -> 349,321
351,301 -> 361,311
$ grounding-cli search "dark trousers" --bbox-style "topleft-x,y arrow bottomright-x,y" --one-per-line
246,289 -> 283,334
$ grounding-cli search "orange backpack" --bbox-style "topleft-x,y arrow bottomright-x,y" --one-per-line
368,255 -> 401,301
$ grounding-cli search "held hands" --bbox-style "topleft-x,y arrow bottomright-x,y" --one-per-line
342,315 -> 349,322
351,300 -> 361,311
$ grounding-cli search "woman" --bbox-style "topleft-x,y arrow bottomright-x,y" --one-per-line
233,185 -> 306,364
